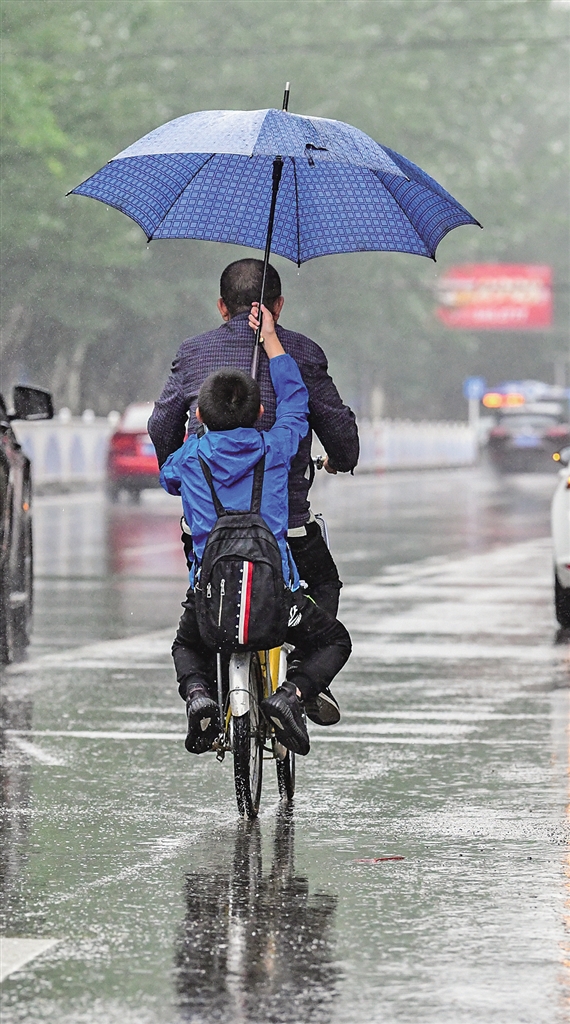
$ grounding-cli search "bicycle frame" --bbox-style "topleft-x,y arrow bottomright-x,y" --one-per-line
212,646 -> 286,758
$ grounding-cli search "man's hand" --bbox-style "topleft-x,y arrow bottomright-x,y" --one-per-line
248,303 -> 285,359
323,456 -> 337,475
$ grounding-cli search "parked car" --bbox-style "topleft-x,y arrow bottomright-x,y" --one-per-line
551,445 -> 570,629
107,402 -> 160,502
0,385 -> 54,663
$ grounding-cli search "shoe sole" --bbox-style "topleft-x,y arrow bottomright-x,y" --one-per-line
305,690 -> 341,727
261,699 -> 310,756
185,701 -> 219,754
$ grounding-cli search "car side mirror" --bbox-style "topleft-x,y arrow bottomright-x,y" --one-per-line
11,385 -> 54,421
554,446 -> 570,466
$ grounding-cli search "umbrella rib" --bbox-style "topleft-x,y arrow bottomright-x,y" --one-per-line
292,158 -> 301,268
148,153 -> 216,240
370,169 -> 434,260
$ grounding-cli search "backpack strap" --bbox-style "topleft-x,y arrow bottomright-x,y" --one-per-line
250,453 -> 266,514
198,455 -> 226,517
198,451 -> 266,516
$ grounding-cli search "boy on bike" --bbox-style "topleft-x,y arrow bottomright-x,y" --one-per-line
160,303 -> 352,757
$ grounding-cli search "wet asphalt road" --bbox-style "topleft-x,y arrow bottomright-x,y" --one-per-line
1,467 -> 569,1023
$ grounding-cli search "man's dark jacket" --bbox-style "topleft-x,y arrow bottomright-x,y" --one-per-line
148,312 -> 359,529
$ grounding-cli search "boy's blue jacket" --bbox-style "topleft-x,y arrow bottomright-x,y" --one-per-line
160,353 -> 309,589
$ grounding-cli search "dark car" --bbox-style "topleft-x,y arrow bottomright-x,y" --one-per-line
107,402 -> 160,502
486,404 -> 570,473
0,385 -> 53,663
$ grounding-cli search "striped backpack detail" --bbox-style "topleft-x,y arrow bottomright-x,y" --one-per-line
194,453 -> 289,652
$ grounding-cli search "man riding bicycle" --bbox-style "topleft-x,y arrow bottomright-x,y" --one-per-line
160,306 -> 352,757
148,258 -> 359,723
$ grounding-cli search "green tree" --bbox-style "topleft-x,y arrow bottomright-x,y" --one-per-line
1,0 -> 568,418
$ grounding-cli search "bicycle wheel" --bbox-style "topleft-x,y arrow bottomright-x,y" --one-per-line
276,750 -> 295,803
232,653 -> 264,819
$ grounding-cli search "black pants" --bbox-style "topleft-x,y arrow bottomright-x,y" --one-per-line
287,520 -> 342,617
172,587 -> 351,704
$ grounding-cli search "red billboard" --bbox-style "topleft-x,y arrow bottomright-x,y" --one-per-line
436,264 -> 552,329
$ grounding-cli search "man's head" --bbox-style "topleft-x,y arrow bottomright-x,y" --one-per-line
196,367 -> 262,431
218,258 -> 283,321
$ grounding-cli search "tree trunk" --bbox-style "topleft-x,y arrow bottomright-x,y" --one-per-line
66,339 -> 89,414
0,305 -> 33,393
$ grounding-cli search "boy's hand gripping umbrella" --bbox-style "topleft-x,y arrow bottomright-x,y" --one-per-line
70,84 -> 480,378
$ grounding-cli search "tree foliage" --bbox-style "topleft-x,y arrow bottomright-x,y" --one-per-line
1,0 -> 568,417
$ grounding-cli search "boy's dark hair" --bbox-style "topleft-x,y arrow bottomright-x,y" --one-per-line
197,368 -> 261,431
220,258 -> 282,318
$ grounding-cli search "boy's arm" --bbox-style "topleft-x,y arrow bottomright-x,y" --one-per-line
249,301 -> 309,464
268,355 -> 309,457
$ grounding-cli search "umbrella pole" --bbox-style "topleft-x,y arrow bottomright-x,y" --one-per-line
251,155 -> 283,379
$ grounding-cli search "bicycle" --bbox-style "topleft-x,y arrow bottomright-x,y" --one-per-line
195,440 -> 329,819
211,501 -> 331,819
211,643 -> 296,819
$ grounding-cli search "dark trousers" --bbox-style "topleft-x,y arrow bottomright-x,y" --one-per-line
287,520 -> 342,617
172,587 -> 351,704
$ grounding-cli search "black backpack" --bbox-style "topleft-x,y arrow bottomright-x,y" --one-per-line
194,452 -> 290,652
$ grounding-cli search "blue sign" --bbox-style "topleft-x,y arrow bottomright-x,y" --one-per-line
463,376 -> 486,401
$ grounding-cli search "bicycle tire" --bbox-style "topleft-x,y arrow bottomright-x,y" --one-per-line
276,750 -> 295,803
232,653 -> 264,819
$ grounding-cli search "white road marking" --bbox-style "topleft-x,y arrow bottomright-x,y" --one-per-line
5,629 -> 173,674
343,536 -> 553,592
351,640 -> 557,662
0,938 -> 60,982
106,706 -> 182,715
339,710 -> 547,721
309,735 -> 538,745
6,729 -> 181,741
45,833 -> 207,907
9,736 -> 65,765
312,721 -> 473,735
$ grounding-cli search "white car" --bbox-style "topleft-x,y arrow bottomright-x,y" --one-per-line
551,445 -> 570,627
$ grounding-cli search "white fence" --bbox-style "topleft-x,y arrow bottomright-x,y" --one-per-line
13,417 -> 114,485
13,416 -> 477,486
356,419 -> 477,471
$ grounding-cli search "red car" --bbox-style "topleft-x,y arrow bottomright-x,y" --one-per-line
107,402 -> 160,502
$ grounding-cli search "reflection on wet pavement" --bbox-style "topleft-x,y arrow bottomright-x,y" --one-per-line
1,468 -> 568,1022
176,815 -> 337,1024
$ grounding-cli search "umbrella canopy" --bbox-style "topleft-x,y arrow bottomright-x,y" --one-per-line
71,107 -> 480,264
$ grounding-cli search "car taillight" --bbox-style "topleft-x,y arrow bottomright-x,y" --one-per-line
546,426 -> 569,438
136,433 -> 154,454
110,432 -> 139,454
490,427 -> 508,438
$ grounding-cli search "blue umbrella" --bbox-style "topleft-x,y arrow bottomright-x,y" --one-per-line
71,87 -> 480,372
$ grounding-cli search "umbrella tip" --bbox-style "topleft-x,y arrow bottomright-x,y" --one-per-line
282,82 -> 290,112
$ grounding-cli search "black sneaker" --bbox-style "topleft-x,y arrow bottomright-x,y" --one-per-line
185,687 -> 219,754
261,684 -> 310,756
304,687 -> 341,727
